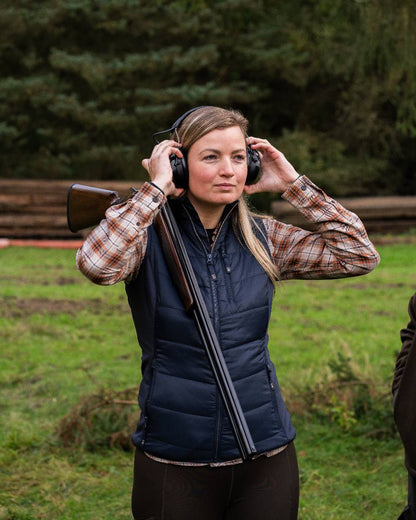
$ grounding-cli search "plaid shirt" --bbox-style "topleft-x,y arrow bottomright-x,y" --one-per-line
76,175 -> 379,467
76,176 -> 380,284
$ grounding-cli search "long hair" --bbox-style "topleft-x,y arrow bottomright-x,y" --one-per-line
175,106 -> 278,286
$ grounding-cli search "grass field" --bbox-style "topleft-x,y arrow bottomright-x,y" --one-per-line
0,236 -> 415,519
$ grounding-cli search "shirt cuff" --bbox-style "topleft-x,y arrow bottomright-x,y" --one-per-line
130,181 -> 166,211
281,175 -> 334,209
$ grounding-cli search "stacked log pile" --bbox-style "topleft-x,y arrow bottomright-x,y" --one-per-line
270,196 -> 416,234
0,179 -> 137,239
0,179 -> 415,239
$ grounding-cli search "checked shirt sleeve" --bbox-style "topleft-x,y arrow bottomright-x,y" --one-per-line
263,176 -> 380,280
76,182 -> 165,285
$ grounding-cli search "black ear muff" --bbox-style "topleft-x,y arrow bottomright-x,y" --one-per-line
153,106 -> 208,190
170,153 -> 188,189
245,145 -> 261,185
153,106 -> 262,189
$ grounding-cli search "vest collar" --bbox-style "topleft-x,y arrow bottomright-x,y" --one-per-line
169,196 -> 239,250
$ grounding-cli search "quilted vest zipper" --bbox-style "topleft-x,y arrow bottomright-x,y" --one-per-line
183,203 -> 237,460
207,251 -> 223,460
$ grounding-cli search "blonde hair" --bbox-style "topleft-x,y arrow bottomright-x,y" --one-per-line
175,106 -> 278,286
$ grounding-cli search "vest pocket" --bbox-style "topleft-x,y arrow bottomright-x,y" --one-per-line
220,247 -> 235,302
266,362 -> 282,419
144,369 -> 217,457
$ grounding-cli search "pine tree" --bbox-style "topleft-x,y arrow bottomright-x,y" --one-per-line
1,0 -> 415,196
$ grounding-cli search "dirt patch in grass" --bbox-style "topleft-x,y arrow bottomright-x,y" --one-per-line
0,274 -> 81,286
0,296 -> 127,318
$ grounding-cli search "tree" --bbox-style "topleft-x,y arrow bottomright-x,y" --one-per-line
1,0 -> 415,196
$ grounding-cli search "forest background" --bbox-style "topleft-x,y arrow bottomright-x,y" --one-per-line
1,1 -> 416,518
1,0 -> 416,210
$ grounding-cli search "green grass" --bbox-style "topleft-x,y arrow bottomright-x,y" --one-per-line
0,238 -> 415,519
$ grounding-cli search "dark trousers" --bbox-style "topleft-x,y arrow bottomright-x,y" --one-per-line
131,442 -> 299,520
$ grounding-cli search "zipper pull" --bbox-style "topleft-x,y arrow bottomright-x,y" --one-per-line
207,254 -> 217,280
220,248 -> 231,274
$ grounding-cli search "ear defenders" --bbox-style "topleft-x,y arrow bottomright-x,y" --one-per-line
152,106 -> 261,189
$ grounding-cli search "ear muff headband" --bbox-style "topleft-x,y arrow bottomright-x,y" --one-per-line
153,107 -> 261,189
152,106 -> 208,144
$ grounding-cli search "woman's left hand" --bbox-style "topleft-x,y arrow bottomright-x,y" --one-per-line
244,137 -> 300,195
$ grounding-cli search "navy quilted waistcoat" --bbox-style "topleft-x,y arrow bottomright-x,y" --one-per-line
126,197 -> 296,463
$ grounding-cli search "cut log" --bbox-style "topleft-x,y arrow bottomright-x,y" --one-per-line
1,179 -> 415,239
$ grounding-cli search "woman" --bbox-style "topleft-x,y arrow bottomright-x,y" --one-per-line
77,106 -> 380,519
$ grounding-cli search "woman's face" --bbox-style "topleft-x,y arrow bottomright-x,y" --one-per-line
186,126 -> 247,217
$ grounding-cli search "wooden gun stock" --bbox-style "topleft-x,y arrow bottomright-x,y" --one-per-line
67,183 -> 123,233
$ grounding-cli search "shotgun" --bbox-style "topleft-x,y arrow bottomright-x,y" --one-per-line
67,183 -> 257,461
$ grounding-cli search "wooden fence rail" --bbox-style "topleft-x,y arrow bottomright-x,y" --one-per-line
0,179 -> 136,239
0,179 -> 415,239
270,196 -> 416,235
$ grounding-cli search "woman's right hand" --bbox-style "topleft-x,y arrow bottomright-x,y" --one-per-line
141,140 -> 184,197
